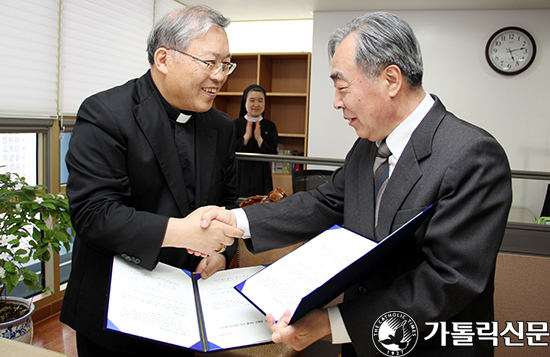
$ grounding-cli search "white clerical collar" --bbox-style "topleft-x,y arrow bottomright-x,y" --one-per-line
177,113 -> 192,124
245,114 -> 262,122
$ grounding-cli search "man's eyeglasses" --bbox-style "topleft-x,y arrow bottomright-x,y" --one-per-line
167,48 -> 237,76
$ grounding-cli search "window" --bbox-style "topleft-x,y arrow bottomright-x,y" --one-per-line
59,130 -> 74,285
60,132 -> 72,185
0,133 -> 38,185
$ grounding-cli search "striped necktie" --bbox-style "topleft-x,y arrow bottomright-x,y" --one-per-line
374,140 -> 391,231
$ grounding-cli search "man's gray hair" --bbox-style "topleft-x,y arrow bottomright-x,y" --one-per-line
328,12 -> 423,88
146,5 -> 230,65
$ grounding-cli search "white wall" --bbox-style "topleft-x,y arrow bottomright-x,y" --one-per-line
309,10 -> 550,215
227,20 -> 313,53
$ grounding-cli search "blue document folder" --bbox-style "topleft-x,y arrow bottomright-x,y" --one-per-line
235,203 -> 437,324
106,261 -> 271,353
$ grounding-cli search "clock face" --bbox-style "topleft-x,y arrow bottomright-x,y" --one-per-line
485,27 -> 536,75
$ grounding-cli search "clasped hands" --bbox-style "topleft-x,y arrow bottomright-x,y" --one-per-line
163,206 -> 240,254
243,120 -> 263,147
160,206 -> 239,278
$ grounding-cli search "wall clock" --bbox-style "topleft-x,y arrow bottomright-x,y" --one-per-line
485,26 -> 536,75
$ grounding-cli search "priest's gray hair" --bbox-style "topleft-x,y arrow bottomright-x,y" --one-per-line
328,12 -> 423,88
146,5 -> 230,65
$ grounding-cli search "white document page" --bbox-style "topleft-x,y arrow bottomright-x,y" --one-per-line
198,266 -> 272,349
107,256 -> 199,348
239,227 -> 377,320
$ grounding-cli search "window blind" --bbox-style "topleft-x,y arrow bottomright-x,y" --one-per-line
60,0 -> 153,115
1,0 -> 189,118
0,0 -> 60,118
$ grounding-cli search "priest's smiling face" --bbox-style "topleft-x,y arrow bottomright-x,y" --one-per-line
158,25 -> 231,113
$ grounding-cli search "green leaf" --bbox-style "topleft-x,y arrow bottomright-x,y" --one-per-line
41,202 -> 56,210
20,189 -> 36,201
4,261 -> 17,273
3,279 -> 15,294
22,269 -> 39,283
61,211 -> 71,222
9,273 -> 19,286
32,229 -> 42,241
13,248 -> 27,256
27,284 -> 43,291
35,221 -> 47,231
7,236 -> 20,245
14,256 -> 30,264
52,229 -> 68,243
34,245 -> 48,257
40,250 -> 51,262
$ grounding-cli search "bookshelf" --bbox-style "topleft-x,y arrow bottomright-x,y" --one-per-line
214,53 -> 311,156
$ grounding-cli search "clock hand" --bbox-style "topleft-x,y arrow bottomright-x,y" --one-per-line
506,48 -> 515,61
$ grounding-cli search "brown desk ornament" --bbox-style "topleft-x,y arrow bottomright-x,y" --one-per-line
239,187 -> 287,207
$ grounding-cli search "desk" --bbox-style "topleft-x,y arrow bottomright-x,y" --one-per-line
0,337 -> 68,357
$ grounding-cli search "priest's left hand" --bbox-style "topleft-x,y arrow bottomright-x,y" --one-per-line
194,253 -> 226,279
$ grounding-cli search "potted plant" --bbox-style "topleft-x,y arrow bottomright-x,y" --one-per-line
0,170 -> 74,343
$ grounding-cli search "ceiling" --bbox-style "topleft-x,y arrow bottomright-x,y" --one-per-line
184,0 -> 550,21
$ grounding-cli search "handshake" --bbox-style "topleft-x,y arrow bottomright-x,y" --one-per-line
163,206 -> 242,258
165,188 -> 287,258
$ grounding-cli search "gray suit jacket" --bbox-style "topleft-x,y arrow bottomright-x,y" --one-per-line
61,71 -> 238,353
243,95 -> 512,356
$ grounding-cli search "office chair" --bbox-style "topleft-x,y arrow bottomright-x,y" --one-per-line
540,184 -> 550,217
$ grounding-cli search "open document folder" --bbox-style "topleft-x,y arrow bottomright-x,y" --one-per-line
106,260 -> 272,353
235,203 -> 437,324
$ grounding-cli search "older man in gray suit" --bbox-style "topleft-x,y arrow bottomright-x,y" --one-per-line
203,11 -> 512,357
